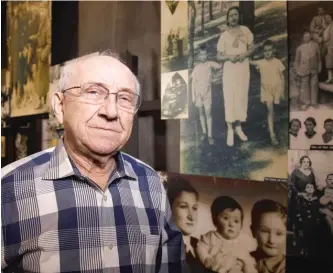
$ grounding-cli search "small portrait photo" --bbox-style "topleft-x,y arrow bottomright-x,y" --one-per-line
288,2 -> 333,112
161,0 -> 188,73
287,150 -> 333,261
289,109 -> 333,149
1,69 -> 11,127
161,70 -> 188,120
164,172 -> 288,273
1,136 -> 6,158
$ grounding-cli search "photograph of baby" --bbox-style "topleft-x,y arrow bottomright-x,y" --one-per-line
161,70 -> 188,119
287,150 -> 333,261
162,172 -> 288,273
289,109 -> 333,149
180,1 -> 288,181
161,0 -> 188,73
288,2 -> 333,112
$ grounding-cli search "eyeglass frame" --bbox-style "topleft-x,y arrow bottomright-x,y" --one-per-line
61,82 -> 141,113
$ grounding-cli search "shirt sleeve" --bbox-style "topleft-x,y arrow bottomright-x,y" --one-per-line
157,184 -> 189,273
277,59 -> 286,72
242,26 -> 254,45
217,33 -> 226,54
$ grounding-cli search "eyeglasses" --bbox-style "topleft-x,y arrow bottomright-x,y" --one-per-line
62,82 -> 141,113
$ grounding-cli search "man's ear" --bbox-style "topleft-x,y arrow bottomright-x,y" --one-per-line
51,92 -> 64,125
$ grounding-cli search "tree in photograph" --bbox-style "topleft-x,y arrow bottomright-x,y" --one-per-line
188,1 -> 196,70
209,1 -> 213,20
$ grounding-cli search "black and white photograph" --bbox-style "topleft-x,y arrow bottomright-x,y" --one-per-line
7,1 -> 51,117
164,172 -> 288,273
180,1 -> 288,181
288,2 -> 333,112
287,150 -> 333,261
1,69 -> 11,127
289,109 -> 333,149
161,70 -> 188,119
161,0 -> 188,73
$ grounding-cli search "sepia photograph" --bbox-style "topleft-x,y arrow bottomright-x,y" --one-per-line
161,0 -> 188,73
161,69 -> 188,119
288,1 -> 333,112
7,1 -> 52,117
289,109 -> 333,149
180,1 -> 288,182
1,69 -> 11,127
162,172 -> 288,273
1,136 -> 6,158
287,150 -> 333,261
41,118 -> 59,150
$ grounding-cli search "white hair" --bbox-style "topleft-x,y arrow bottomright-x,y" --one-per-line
57,50 -> 141,96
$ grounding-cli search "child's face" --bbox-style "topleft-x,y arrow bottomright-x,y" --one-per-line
305,183 -> 315,195
303,32 -> 311,43
305,121 -> 315,132
263,45 -> 274,59
324,121 -> 333,132
326,175 -> 333,189
198,50 -> 208,62
290,121 -> 300,134
216,208 -> 242,240
255,212 -> 286,257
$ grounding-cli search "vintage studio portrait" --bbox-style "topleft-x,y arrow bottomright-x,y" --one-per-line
164,172 -> 288,273
289,109 -> 333,149
180,1 -> 288,182
161,0 -> 188,74
7,1 -> 51,117
161,70 -> 188,119
288,2 -> 333,113
287,150 -> 333,261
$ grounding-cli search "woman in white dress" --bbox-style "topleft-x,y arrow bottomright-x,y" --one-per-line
217,7 -> 254,147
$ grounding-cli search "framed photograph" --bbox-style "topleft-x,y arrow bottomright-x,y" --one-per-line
180,1 -> 288,182
288,1 -> 333,112
7,2 -> 52,117
1,136 -> 6,158
161,1 -> 188,73
287,150 -> 333,261
289,109 -> 333,149
161,70 -> 188,119
163,172 -> 288,273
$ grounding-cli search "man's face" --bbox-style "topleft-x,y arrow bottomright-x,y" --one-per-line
318,7 -> 324,16
59,56 -> 137,156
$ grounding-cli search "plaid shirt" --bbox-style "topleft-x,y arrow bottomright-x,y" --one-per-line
1,140 -> 187,273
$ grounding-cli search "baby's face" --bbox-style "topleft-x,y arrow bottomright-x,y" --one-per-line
324,121 -> 333,132
263,45 -> 274,59
327,175 -> 333,189
216,208 -> 242,240
255,212 -> 286,257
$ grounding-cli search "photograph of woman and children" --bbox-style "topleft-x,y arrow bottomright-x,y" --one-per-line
6,1 -> 51,117
180,2 -> 288,182
287,150 -> 333,265
161,1 -> 189,119
289,2 -> 333,113
160,172 -> 288,273
289,111 -> 333,149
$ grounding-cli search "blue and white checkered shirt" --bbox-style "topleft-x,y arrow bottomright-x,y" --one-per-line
1,140 -> 187,273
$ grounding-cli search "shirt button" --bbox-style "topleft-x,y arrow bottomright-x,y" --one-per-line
108,244 -> 113,250
103,195 -> 107,201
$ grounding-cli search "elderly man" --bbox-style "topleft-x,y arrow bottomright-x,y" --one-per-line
1,52 -> 187,273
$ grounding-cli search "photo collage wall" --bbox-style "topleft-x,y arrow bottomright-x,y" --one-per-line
161,1 -> 333,272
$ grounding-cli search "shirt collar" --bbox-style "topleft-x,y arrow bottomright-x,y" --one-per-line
42,139 -> 138,181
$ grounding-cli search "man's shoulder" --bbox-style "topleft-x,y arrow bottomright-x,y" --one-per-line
1,147 -> 55,182
120,152 -> 159,178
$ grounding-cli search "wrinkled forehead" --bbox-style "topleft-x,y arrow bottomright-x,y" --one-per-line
73,56 -> 136,91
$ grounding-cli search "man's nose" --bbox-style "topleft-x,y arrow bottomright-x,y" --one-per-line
99,94 -> 118,119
